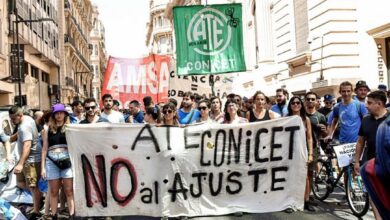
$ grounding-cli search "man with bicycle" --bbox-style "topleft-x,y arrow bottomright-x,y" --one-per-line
354,90 -> 389,219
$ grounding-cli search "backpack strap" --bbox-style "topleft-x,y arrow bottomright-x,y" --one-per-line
354,101 -> 363,120
187,109 -> 195,124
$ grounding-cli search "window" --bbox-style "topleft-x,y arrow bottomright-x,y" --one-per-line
42,71 -> 49,83
31,65 -> 39,79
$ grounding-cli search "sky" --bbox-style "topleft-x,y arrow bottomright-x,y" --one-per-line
91,0 -> 150,58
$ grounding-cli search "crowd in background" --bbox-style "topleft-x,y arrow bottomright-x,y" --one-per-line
1,80 -> 390,219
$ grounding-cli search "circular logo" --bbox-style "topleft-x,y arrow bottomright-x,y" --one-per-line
187,8 -> 232,56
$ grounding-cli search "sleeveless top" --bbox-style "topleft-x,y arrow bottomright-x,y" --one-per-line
249,109 -> 271,122
48,127 -> 67,149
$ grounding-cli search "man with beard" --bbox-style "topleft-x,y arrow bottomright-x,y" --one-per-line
100,94 -> 125,123
355,80 -> 370,103
271,88 -> 289,117
178,92 -> 200,124
80,98 -> 109,124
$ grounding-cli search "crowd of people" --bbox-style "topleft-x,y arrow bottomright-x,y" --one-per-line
0,80 -> 390,219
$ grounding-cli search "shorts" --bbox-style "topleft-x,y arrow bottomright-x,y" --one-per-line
16,162 -> 41,188
308,147 -> 319,171
46,151 -> 73,180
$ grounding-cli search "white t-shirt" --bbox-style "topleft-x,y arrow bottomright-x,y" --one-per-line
100,110 -> 125,123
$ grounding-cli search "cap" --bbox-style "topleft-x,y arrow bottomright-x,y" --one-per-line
51,104 -> 68,114
378,84 -> 387,91
323,94 -> 334,102
113,100 -> 120,106
355,80 -> 370,90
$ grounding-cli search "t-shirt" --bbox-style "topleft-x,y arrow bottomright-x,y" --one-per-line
318,107 -> 332,120
375,114 -> 390,182
0,129 -> 9,143
100,111 -> 125,123
17,116 -> 40,163
133,111 -> 145,123
178,109 -> 201,124
271,104 -> 288,117
79,117 -> 110,124
333,100 -> 368,144
307,111 -> 327,148
358,111 -> 390,161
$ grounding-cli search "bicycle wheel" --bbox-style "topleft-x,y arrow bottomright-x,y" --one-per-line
345,168 -> 369,217
312,160 -> 331,201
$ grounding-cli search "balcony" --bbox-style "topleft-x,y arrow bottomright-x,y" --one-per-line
64,34 -> 92,72
150,0 -> 170,14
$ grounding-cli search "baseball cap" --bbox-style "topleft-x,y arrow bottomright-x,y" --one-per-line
378,84 -> 387,91
323,94 -> 334,102
355,80 -> 370,90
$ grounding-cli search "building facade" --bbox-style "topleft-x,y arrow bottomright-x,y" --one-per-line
1,0 -> 60,109
162,0 -> 390,98
89,5 -> 107,102
59,0 -> 93,104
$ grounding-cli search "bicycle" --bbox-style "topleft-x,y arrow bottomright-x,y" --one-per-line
311,141 -> 369,217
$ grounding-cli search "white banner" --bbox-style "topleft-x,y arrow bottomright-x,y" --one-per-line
333,143 -> 356,167
66,116 -> 308,217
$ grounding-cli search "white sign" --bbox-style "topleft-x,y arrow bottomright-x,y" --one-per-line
333,143 -> 356,167
66,116 -> 308,217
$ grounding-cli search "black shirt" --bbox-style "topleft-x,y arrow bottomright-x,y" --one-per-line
358,110 -> 390,160
248,109 -> 271,122
80,117 -> 110,124
48,127 -> 67,147
307,111 -> 327,148
318,107 -> 332,119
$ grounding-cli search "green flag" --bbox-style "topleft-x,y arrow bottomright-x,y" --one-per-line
173,4 -> 246,76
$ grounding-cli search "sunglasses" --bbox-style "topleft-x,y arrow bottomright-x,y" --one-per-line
291,101 -> 301,105
85,106 -> 96,110
306,98 -> 315,101
163,109 -> 173,114
198,106 -> 208,111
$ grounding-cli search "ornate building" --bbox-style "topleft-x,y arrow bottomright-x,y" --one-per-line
2,0 -> 60,109
59,0 -> 93,104
90,5 -> 107,102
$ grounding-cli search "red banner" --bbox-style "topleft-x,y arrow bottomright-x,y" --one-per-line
101,55 -> 170,107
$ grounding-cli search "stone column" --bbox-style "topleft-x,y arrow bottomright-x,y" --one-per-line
255,0 -> 274,64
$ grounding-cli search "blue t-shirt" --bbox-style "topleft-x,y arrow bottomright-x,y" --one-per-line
271,104 -> 288,117
375,115 -> 390,182
178,109 -> 200,124
133,111 -> 144,123
333,100 -> 368,143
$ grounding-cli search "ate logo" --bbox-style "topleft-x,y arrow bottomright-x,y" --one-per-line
187,7 -> 232,56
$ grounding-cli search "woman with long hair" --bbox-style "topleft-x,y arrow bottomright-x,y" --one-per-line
144,105 -> 161,125
246,91 -> 276,122
41,104 -> 74,219
209,96 -> 224,123
287,96 -> 314,211
223,99 -> 248,124
196,99 -> 213,123
162,102 -> 179,126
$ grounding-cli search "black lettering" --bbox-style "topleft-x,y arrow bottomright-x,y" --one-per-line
168,173 -> 188,202
226,172 -> 242,194
214,129 -> 226,167
285,126 -> 300,160
271,166 -> 288,191
228,129 -> 242,165
270,127 -> 283,161
140,188 -> 153,204
190,172 -> 207,198
245,138 -> 251,163
248,169 -> 267,192
170,71 -> 175,78
200,76 -> 206,83
200,131 -> 211,166
184,128 -> 200,149
209,172 -> 223,196
131,124 -> 160,153
166,126 -> 171,150
154,181 -> 159,204
191,76 -> 198,83
254,128 -> 269,162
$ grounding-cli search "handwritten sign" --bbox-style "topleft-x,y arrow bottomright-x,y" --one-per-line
66,116 -> 308,217
333,143 -> 356,167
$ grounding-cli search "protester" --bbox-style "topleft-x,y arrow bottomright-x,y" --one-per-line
112,100 -> 120,111
162,102 -> 179,126
271,88 -> 289,117
143,96 -> 154,110
178,92 -> 200,124
360,113 -> 390,220
0,127 -> 11,163
41,104 -> 74,219
318,94 -> 334,120
327,81 -> 368,144
355,80 -> 370,103
209,96 -> 224,123
100,94 -> 125,123
287,96 -> 314,212
378,84 -> 387,92
70,100 -> 84,124
386,90 -> 390,108
246,91 -> 276,122
9,106 -> 42,219
196,99 -> 213,123
80,98 -> 109,124
34,111 -> 44,133
144,106 -> 161,125
128,100 -> 144,123
223,99 -> 248,124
